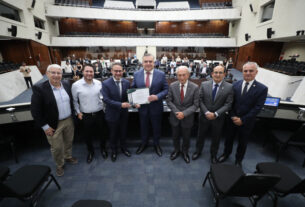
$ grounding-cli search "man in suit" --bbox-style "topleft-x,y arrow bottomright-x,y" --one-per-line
72,64 -> 107,164
218,62 -> 268,167
166,66 -> 199,163
31,64 -> 78,177
132,53 -> 169,156
101,63 -> 132,162
192,65 -> 233,163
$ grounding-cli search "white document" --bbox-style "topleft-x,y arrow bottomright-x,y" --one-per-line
128,88 -> 150,105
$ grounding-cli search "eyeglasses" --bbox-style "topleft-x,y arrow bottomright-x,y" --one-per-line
49,71 -> 62,75
213,72 -> 224,74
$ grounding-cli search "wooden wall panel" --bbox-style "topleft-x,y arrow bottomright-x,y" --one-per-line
30,41 -> 52,74
155,20 -> 228,35
0,40 -> 35,65
235,41 -> 283,71
59,19 -> 137,34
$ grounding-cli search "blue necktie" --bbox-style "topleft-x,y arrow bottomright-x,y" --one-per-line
212,84 -> 219,101
116,81 -> 121,98
241,82 -> 249,97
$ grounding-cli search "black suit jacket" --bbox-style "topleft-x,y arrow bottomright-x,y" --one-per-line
31,80 -> 74,130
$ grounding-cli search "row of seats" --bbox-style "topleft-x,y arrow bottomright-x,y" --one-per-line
201,2 -> 232,9
0,62 -> 21,74
264,60 -> 305,76
55,0 -> 90,7
204,162 -> 305,207
60,32 -> 227,37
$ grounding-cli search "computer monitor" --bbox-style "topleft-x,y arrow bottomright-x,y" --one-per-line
264,97 -> 281,107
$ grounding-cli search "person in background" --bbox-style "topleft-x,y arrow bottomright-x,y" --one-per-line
19,62 -> 33,88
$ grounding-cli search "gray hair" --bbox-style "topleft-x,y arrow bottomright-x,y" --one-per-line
243,62 -> 259,70
47,64 -> 61,72
176,66 -> 189,74
142,53 -> 155,60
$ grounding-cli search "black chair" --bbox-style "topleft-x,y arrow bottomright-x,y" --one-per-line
0,134 -> 18,163
0,165 -> 61,207
203,164 -> 280,207
0,166 -> 9,181
72,200 -> 112,207
271,123 -> 305,167
256,162 -> 305,207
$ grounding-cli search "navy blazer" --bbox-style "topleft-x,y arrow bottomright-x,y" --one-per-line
131,69 -> 168,116
31,80 -> 74,129
231,80 -> 268,126
102,77 -> 130,122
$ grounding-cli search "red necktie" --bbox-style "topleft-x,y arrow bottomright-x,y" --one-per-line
145,71 -> 150,88
180,84 -> 184,102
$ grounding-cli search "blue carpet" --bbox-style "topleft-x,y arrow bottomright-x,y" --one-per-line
0,137 -> 304,207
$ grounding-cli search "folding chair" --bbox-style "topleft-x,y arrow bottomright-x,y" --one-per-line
256,162 -> 305,207
203,164 -> 280,207
0,165 -> 61,207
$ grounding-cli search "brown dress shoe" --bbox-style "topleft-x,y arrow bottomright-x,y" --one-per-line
56,167 -> 64,177
65,157 -> 78,164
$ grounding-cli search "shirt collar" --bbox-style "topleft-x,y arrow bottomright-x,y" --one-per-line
81,78 -> 95,85
213,80 -> 223,86
49,81 -> 62,90
145,69 -> 154,74
180,80 -> 188,87
243,79 -> 255,86
113,77 -> 122,82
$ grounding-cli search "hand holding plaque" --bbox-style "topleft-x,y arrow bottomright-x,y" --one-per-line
127,88 -> 150,105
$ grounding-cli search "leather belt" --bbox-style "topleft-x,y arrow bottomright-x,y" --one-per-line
82,110 -> 102,116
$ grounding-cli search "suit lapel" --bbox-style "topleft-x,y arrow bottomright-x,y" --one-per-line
175,82 -> 182,104
208,80 -> 213,101
214,81 -> 224,102
111,78 -> 120,99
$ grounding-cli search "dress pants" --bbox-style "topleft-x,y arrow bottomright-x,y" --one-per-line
171,124 -> 191,153
46,117 -> 74,168
223,118 -> 255,162
82,110 -> 106,153
139,111 -> 162,145
196,115 -> 225,157
24,77 -> 33,88
107,113 -> 128,152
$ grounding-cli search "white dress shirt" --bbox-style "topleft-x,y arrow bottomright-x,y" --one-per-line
71,78 -> 103,114
241,79 -> 255,94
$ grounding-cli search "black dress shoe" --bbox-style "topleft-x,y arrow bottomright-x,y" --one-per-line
192,151 -> 201,160
87,153 -> 94,164
121,148 -> 131,157
170,151 -> 180,160
101,148 -> 108,159
136,144 -> 147,154
111,152 -> 117,162
218,154 -> 229,163
211,156 -> 217,164
235,160 -> 242,168
183,152 -> 190,163
154,144 -> 162,157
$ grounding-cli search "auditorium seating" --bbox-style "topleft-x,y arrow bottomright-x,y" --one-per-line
55,0 -> 90,7
0,62 -> 21,74
264,60 -> 305,76
60,32 -> 227,37
201,1 -> 232,9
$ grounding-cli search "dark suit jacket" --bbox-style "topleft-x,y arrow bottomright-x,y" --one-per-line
101,78 -> 130,122
199,80 -> 233,118
166,81 -> 199,128
31,80 -> 73,130
131,69 -> 168,116
231,80 -> 268,126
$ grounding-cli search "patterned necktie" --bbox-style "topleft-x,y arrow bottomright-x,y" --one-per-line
145,71 -> 150,88
180,84 -> 184,102
241,82 -> 249,97
212,83 -> 219,101
116,81 -> 121,98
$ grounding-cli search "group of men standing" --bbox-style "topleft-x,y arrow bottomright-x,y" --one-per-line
31,53 -> 267,177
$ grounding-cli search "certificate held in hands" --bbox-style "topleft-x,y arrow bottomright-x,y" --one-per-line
127,88 -> 150,105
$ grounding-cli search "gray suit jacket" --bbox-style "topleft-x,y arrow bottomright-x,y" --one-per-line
199,80 -> 233,118
166,80 -> 199,128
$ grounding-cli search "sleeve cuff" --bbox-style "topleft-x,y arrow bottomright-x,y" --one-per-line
42,124 -> 50,131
